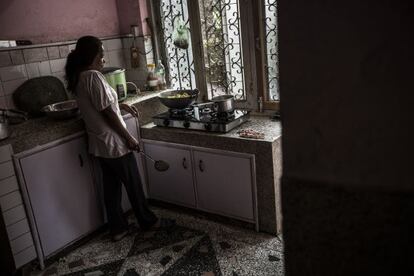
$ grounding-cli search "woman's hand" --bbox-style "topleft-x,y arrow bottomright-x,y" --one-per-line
120,103 -> 140,118
126,135 -> 140,151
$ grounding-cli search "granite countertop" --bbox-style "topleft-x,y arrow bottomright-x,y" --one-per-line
141,115 -> 282,144
0,91 -> 162,153
0,91 -> 282,154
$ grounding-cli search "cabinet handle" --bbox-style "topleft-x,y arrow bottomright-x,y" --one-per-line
78,154 -> 84,167
199,160 -> 204,172
182,157 -> 188,169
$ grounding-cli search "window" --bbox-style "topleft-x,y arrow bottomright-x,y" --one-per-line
151,0 -> 278,109
264,0 -> 278,101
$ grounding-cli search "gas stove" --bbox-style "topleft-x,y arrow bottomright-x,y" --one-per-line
153,104 -> 250,133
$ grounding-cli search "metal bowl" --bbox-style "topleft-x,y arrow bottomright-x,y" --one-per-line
41,100 -> 80,120
158,89 -> 199,109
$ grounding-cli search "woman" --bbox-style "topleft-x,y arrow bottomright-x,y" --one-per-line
65,36 -> 173,241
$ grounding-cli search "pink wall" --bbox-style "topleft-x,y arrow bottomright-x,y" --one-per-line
116,0 -> 151,36
0,0 -> 121,44
0,0 -> 151,44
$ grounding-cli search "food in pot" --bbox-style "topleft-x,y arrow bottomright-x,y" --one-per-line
166,92 -> 191,98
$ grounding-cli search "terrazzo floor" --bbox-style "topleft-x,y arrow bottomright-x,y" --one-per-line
29,207 -> 284,276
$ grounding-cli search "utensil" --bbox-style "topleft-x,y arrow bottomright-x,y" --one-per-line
211,94 -> 234,113
41,100 -> 80,120
158,89 -> 199,109
0,109 -> 29,140
13,76 -> 68,117
133,115 -> 169,172
0,110 -> 9,140
138,150 -> 169,172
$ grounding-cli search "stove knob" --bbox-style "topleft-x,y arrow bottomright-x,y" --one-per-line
204,123 -> 212,131
183,121 -> 190,128
163,119 -> 170,126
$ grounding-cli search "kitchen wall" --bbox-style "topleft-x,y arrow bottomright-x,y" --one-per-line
0,0 -> 155,110
0,36 -> 153,110
279,0 -> 414,275
0,0 -> 120,44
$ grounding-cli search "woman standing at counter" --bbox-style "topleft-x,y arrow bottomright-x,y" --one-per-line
65,36 -> 174,241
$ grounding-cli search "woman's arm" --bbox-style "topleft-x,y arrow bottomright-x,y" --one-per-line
119,103 -> 140,117
102,106 -> 139,150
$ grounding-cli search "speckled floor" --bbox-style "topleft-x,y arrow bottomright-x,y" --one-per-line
30,207 -> 284,276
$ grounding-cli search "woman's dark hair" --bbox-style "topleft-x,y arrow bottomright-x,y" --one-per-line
65,36 -> 102,93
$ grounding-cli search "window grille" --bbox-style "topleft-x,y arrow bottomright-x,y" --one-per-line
159,0 -> 196,90
264,0 -> 279,101
159,0 -> 247,100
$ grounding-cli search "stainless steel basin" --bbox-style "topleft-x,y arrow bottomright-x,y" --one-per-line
41,100 -> 80,120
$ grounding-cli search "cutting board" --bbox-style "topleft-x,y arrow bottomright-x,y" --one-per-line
13,76 -> 68,117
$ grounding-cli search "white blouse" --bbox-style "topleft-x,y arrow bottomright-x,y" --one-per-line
76,70 -> 130,158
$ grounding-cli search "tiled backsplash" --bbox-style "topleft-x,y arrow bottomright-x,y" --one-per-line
0,36 -> 153,110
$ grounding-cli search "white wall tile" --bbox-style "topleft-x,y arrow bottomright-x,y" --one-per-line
23,48 -> 48,63
52,72 -> 66,87
50,58 -> 66,73
47,47 -> 60,60
107,50 -> 126,68
25,63 -> 40,79
2,78 -> 27,95
104,38 -> 123,51
68,43 -> 76,52
126,68 -> 147,82
38,61 -> 52,76
9,50 -> 25,65
122,37 -> 133,49
0,52 -> 12,67
59,45 -> 70,58
0,65 -> 27,81
122,49 -> 130,69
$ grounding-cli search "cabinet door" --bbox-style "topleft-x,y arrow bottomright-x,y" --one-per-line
194,150 -> 254,221
145,143 -> 195,207
19,137 -> 102,257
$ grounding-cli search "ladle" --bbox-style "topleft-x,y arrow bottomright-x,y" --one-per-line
138,150 -> 169,172
133,115 -> 169,172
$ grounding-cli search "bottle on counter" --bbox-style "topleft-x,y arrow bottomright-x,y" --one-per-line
146,63 -> 159,91
155,60 -> 167,90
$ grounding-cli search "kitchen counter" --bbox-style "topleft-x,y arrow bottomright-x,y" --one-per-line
141,115 -> 281,143
0,91 -> 165,153
0,99 -> 283,234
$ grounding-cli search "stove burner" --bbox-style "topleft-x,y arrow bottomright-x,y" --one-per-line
168,107 -> 193,119
153,105 -> 250,133
213,111 -> 235,121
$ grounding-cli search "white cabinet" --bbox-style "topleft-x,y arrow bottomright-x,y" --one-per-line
17,136 -> 103,259
143,140 -> 257,225
145,143 -> 195,207
193,150 -> 255,221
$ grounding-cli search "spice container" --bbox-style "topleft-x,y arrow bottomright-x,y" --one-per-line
155,60 -> 167,90
146,64 -> 159,91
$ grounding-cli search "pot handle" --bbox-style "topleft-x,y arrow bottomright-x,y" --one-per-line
126,82 -> 140,95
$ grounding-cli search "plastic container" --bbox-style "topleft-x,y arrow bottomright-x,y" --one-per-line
146,64 -> 159,91
155,60 -> 167,90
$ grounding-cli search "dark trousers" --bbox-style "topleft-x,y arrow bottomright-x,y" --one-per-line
98,152 -> 157,234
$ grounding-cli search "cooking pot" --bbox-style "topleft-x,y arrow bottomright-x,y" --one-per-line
0,109 -> 28,140
158,89 -> 199,109
101,67 -> 138,102
211,95 -> 234,113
